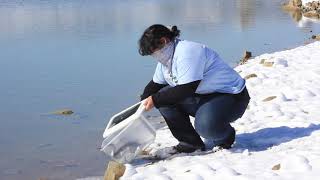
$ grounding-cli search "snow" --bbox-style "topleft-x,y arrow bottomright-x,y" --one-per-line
120,41 -> 320,180
302,0 -> 320,5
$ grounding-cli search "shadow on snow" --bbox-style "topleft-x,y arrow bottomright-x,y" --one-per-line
234,123 -> 320,152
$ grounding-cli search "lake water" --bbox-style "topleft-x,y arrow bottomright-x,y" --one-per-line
0,0 -> 319,179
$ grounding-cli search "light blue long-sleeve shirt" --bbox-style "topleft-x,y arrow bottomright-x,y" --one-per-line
153,39 -> 245,94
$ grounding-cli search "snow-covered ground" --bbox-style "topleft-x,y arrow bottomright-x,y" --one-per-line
79,41 -> 320,180
302,0 -> 319,6
118,41 -> 320,180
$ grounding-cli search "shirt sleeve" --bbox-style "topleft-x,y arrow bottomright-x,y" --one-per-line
153,63 -> 167,85
176,58 -> 206,85
140,80 -> 166,101
152,80 -> 200,108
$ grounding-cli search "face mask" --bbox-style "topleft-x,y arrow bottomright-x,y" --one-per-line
151,41 -> 174,67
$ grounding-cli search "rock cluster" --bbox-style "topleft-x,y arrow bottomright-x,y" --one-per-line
282,0 -> 320,19
302,1 -> 320,18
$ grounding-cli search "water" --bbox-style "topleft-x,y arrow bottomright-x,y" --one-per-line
0,0 -> 319,179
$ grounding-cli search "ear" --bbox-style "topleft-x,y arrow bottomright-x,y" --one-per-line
160,37 -> 168,45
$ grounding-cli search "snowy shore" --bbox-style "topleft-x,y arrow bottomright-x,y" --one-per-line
120,41 -> 320,180
79,41 -> 320,180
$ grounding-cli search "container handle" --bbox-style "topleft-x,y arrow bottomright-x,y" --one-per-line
135,100 -> 146,115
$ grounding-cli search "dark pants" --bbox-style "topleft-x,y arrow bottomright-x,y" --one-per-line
158,87 -> 250,147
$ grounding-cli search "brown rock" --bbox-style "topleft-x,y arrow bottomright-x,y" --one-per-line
306,2 -> 313,7
272,164 -> 281,170
140,149 -> 151,155
263,61 -> 274,67
311,34 -> 320,40
263,96 -> 277,102
239,51 -> 252,65
260,59 -> 266,64
104,161 -> 126,180
52,109 -> 74,115
243,51 -> 252,59
303,11 -> 320,18
244,73 -> 258,80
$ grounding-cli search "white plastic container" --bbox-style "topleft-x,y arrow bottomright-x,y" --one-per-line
101,101 -> 156,163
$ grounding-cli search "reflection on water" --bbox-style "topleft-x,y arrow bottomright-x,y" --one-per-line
284,8 -> 303,22
0,0 -> 319,179
281,5 -> 320,29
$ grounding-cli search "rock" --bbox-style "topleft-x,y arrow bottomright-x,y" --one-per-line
243,51 -> 252,59
263,61 -> 274,67
306,2 -> 313,7
260,59 -> 266,64
244,73 -> 258,80
262,96 -> 277,102
283,0 -> 320,20
272,164 -> 281,170
239,51 -> 252,65
52,109 -> 74,115
302,1 -> 320,19
303,11 -> 320,18
311,34 -> 320,40
104,161 -> 126,180
140,149 -> 151,155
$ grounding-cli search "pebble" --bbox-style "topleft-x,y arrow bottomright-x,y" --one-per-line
244,73 -> 258,80
262,96 -> 277,102
272,164 -> 281,170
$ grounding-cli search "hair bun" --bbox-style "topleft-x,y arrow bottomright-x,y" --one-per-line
171,25 -> 180,38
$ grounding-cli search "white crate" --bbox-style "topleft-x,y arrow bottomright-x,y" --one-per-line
101,101 -> 156,163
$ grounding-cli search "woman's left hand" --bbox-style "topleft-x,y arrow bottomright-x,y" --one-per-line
143,96 -> 154,111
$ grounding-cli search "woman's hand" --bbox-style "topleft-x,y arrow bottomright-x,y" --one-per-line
143,96 -> 154,111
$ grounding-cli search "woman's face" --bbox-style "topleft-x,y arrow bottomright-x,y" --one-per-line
150,37 -> 175,65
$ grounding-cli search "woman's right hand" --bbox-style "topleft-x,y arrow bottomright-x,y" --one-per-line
143,96 -> 154,111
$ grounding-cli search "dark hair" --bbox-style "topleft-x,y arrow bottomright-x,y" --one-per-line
138,24 -> 180,56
